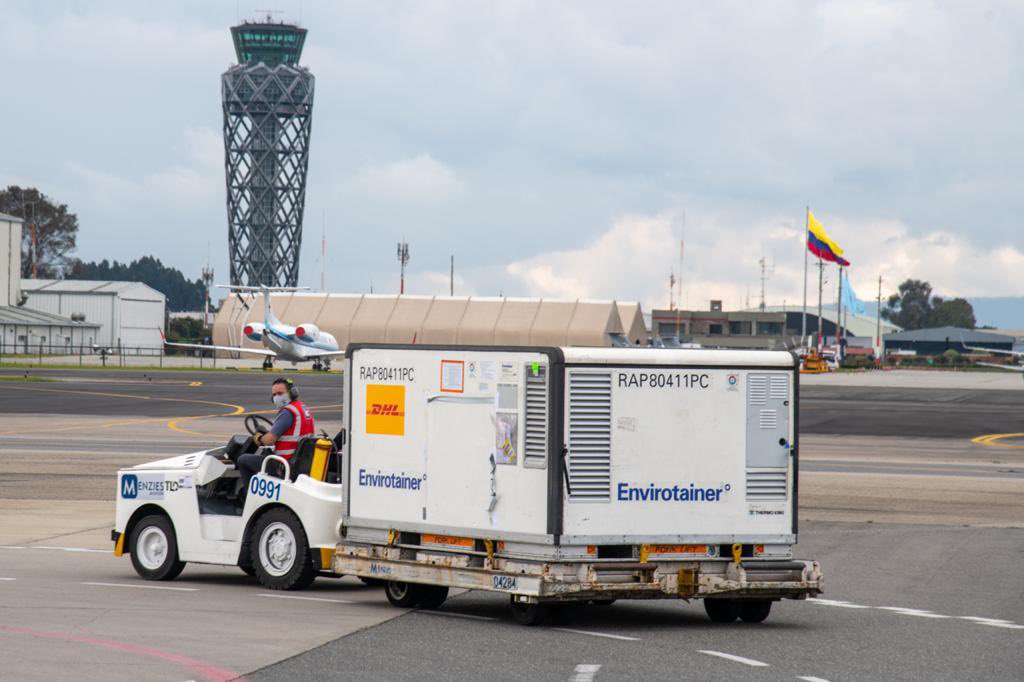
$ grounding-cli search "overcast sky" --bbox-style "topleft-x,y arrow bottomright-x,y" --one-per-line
3,1 -> 1023,312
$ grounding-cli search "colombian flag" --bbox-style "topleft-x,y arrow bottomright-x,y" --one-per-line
807,211 -> 850,266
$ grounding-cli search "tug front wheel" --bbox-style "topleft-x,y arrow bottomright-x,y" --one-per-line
129,514 -> 186,581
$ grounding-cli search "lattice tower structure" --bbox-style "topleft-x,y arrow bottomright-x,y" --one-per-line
222,20 -> 314,286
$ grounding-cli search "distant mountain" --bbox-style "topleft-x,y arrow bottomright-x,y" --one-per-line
967,297 -> 1024,329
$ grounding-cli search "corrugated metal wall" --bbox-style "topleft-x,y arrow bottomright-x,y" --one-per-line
213,293 -> 640,354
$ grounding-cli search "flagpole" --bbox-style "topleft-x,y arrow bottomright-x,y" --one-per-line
801,206 -> 808,344
816,257 -> 824,350
836,265 -> 843,359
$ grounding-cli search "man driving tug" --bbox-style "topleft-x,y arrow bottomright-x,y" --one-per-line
237,377 -> 316,492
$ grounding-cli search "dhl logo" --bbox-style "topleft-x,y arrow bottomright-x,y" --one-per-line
367,403 -> 404,417
365,384 -> 406,436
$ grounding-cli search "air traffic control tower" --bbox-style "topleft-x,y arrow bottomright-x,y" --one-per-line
222,19 -> 314,287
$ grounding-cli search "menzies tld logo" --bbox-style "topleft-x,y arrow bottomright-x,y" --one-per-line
365,384 -> 406,436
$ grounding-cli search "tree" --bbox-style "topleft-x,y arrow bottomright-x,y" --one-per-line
0,186 -> 78,278
68,256 -> 208,312
882,279 -> 933,330
930,297 -> 976,328
881,278 -> 976,330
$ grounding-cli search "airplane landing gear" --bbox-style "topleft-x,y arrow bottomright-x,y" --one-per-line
262,357 -> 274,370
312,359 -> 322,372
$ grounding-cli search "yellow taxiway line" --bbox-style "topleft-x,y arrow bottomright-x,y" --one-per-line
971,433 -> 1024,449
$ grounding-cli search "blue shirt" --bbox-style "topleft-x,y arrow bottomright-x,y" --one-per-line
270,407 -> 294,437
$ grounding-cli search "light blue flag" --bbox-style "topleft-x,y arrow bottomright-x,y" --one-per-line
842,271 -> 866,316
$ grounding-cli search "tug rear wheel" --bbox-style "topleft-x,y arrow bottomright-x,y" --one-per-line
250,508 -> 317,590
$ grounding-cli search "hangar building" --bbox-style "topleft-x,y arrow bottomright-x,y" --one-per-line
21,279 -> 166,349
0,214 -> 100,354
883,326 -> 1014,356
214,293 -> 647,352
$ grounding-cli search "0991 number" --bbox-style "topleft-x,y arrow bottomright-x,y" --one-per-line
250,476 -> 281,501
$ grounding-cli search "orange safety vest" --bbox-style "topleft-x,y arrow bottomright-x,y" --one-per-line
273,400 -> 315,459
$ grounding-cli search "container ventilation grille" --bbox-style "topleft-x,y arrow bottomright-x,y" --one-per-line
746,468 -> 788,501
769,375 -> 789,400
523,364 -> 548,469
758,409 -> 778,430
748,375 -> 768,406
567,371 -> 612,501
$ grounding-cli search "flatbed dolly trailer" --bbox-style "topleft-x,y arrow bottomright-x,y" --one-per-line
333,344 -> 822,624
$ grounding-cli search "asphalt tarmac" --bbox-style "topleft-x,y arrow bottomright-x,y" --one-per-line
252,522 -> 1024,682
4,367 -> 1023,439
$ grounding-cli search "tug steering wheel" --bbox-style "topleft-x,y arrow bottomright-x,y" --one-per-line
244,414 -> 273,436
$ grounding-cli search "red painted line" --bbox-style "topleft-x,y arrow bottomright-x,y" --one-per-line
0,624 -> 245,681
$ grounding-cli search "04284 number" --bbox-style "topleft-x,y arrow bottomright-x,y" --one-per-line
250,477 -> 281,501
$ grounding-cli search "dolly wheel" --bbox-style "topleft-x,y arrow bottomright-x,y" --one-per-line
739,599 -> 773,623
384,581 -> 422,607
704,598 -> 740,623
417,585 -> 449,609
510,598 -> 550,626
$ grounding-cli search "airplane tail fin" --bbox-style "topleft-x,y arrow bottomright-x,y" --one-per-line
214,284 -> 310,329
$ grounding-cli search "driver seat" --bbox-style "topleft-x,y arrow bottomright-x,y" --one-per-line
288,437 -> 336,483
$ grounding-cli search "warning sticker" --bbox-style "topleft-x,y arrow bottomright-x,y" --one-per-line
365,384 -> 406,436
440,360 -> 464,393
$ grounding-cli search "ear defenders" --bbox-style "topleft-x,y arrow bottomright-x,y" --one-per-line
275,377 -> 299,401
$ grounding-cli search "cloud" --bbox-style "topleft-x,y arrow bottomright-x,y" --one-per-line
353,154 -> 465,203
497,211 -> 1024,312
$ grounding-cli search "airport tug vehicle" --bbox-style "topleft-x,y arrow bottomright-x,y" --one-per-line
113,344 -> 822,624
112,416 -> 345,590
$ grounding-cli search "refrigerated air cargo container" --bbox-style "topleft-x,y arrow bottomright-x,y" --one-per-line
332,344 -> 822,624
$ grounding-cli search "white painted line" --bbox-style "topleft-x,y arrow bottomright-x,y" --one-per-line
977,622 -> 1024,630
34,546 -> 110,554
256,593 -> 354,604
82,581 -> 199,592
958,616 -> 1024,629
554,627 -> 640,641
875,606 -> 950,619
0,578 -> 16,581
698,650 -> 770,667
417,609 -> 496,621
806,598 -> 870,609
958,616 -> 1013,624
0,546 -> 26,550
798,677 -> 831,682
570,663 -> 601,682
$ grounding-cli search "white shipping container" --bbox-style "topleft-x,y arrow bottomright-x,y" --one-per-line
335,344 -> 820,622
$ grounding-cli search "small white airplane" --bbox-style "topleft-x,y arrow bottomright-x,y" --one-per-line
163,285 -> 345,371
961,336 -> 1024,377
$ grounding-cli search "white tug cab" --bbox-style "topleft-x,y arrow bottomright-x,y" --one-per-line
112,415 -> 345,590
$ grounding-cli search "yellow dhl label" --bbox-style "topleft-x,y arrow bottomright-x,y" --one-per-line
421,534 -> 475,548
365,384 -> 406,436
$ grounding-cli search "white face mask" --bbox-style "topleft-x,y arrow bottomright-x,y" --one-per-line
272,393 -> 290,409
